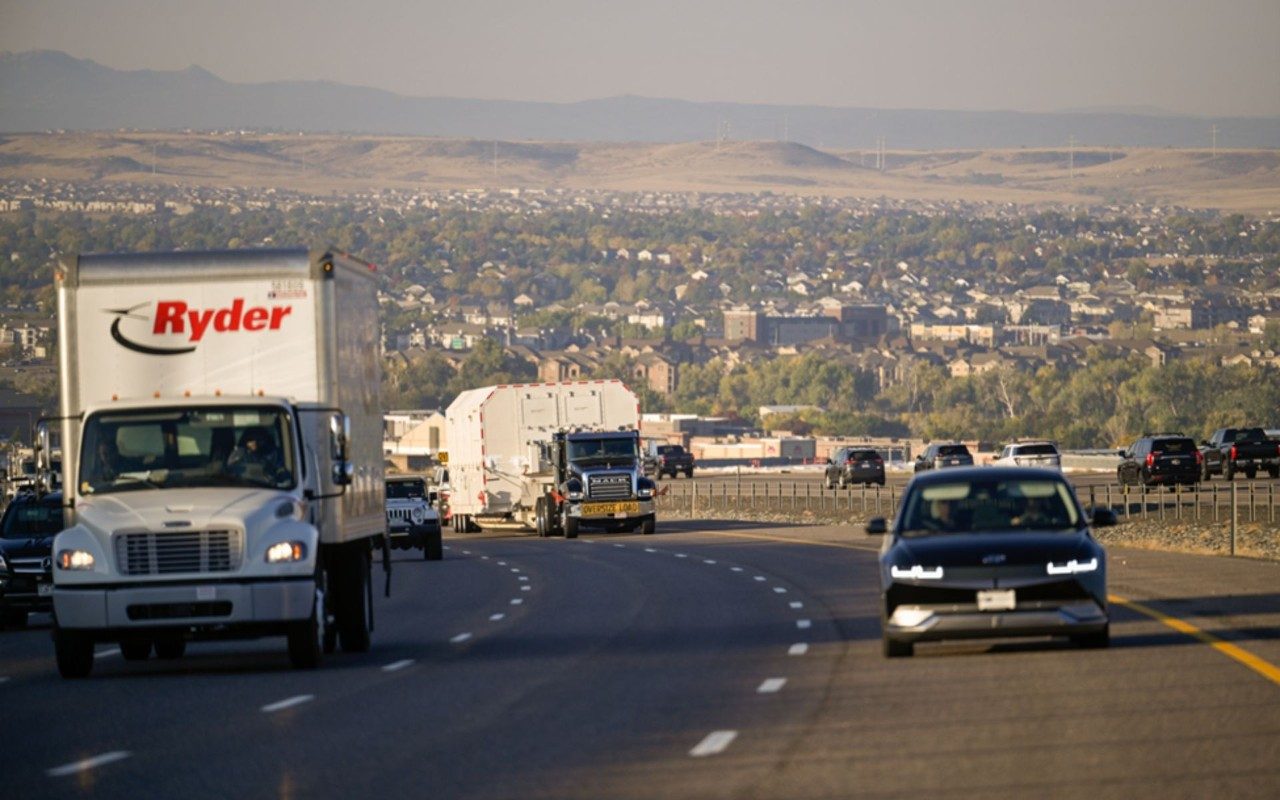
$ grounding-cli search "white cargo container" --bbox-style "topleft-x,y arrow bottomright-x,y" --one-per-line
45,248 -> 385,677
445,381 -> 656,537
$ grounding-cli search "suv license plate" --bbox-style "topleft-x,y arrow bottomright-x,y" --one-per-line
977,589 -> 1016,611
581,501 -> 640,515
38,582 -> 54,597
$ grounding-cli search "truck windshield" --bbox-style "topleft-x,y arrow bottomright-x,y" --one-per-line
79,406 -> 297,494
568,437 -> 638,464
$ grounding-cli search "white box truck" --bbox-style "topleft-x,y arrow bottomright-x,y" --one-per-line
42,248 -> 386,677
445,381 -> 656,538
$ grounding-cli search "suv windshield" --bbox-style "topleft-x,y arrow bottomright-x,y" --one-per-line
387,479 -> 426,500
901,478 -> 1081,536
79,406 -> 297,495
1,498 -> 63,539
568,437 -> 639,463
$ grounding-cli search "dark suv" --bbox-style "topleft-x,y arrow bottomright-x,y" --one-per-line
0,491 -> 62,628
1117,435 -> 1201,488
825,447 -> 886,488
913,443 -> 974,473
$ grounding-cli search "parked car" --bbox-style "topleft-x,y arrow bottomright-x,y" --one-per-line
0,490 -> 62,628
385,476 -> 443,560
993,440 -> 1062,470
1117,434 -> 1201,488
1198,428 -> 1280,481
867,467 -> 1113,658
645,443 -> 695,479
825,447 -> 886,488
913,443 -> 974,473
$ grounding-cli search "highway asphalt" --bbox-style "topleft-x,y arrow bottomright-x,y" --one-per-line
4,519 -> 1280,799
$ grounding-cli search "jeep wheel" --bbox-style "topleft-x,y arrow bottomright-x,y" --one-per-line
120,640 -> 152,661
54,625 -> 95,678
424,528 -> 443,561
155,637 -> 186,659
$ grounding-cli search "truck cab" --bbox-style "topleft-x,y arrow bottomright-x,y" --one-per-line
538,430 -> 656,538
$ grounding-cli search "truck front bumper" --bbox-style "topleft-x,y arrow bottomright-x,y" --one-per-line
53,577 -> 315,631
569,499 -> 657,522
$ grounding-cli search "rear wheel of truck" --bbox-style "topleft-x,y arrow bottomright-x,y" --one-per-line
288,585 -> 324,669
1224,462 -> 1235,480
154,637 -> 186,659
334,544 -> 371,653
563,514 -> 579,539
535,497 -> 551,537
685,468 -> 694,479
1270,466 -> 1280,479
1246,467 -> 1257,480
54,626 -> 95,678
120,640 -> 152,661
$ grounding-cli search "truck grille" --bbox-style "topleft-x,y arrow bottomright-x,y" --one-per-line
587,473 -> 633,501
115,531 -> 243,576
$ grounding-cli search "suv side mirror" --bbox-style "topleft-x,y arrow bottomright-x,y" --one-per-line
865,517 -> 888,535
1090,507 -> 1118,528
1116,449 -> 1126,458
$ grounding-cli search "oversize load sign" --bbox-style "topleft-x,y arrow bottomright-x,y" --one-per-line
77,281 -> 318,402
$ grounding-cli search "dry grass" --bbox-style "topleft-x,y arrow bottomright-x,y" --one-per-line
1,131 -> 1278,213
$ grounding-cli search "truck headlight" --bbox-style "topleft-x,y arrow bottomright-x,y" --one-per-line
57,549 -> 96,571
890,564 -> 945,580
637,478 -> 656,499
565,479 -> 583,501
266,541 -> 307,563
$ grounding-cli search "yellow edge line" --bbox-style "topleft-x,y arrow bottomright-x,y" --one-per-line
1110,594 -> 1280,686
699,531 -> 1280,687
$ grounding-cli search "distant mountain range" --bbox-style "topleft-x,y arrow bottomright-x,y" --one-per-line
2,50 -> 1277,149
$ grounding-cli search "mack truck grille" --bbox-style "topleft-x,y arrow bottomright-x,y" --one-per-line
587,473 -> 633,501
115,530 -> 243,576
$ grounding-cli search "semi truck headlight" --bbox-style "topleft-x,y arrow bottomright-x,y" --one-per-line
565,479 -> 583,501
57,549 -> 96,570
890,565 -> 945,580
1046,558 -> 1098,575
266,541 -> 307,563
637,478 -> 656,499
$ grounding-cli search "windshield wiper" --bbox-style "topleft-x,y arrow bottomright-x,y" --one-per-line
97,473 -> 164,492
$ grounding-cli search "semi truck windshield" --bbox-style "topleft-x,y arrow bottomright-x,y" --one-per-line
567,437 -> 638,463
79,406 -> 297,494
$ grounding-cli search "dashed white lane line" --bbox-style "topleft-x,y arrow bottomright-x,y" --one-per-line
703,559 -> 717,564
481,556 -> 490,560
675,553 -> 688,558
521,585 -> 531,592
382,659 -> 414,673
46,751 -> 131,778
94,648 -> 121,659
690,730 -> 738,758
518,576 -> 529,582
489,613 -> 506,622
731,567 -> 744,573
450,632 -> 473,644
614,544 -> 626,548
463,550 -> 472,555
510,568 -> 521,573
757,678 -> 788,694
788,643 -> 809,656
498,561 -> 507,566
510,598 -> 524,605
789,601 -> 804,610
261,694 -> 314,713
773,587 -> 788,594
796,619 -> 812,630
0,676 -> 10,684
645,548 -> 657,553
753,576 -> 767,582
443,546 -> 451,551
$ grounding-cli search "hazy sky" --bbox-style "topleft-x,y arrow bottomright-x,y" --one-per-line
3,0 -> 1278,116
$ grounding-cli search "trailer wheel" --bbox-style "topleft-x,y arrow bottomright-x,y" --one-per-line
535,497 -> 551,537
288,584 -> 324,669
335,544 -> 371,653
54,625 -> 95,678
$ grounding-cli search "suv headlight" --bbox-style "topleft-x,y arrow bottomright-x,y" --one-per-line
411,506 -> 425,524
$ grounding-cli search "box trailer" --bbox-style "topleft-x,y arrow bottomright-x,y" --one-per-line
45,248 -> 386,677
445,381 -> 657,537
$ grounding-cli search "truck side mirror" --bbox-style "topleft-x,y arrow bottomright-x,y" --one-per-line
329,413 -> 353,486
34,420 -> 52,497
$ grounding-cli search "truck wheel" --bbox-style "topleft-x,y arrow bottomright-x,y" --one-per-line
288,585 -> 324,669
685,468 -> 693,479
335,545 -> 371,653
1246,468 -> 1257,480
1201,461 -> 1211,482
535,496 -> 551,537
1224,462 -> 1235,480
154,637 -> 186,659
54,626 -> 95,678
563,514 -> 579,539
424,528 -> 443,561
640,517 -> 656,535
120,640 -> 152,661
1270,466 -> 1280,479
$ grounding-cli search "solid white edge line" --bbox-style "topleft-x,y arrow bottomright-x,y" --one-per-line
489,613 -> 506,621
381,659 -> 415,673
788,643 -> 809,656
690,730 -> 738,758
46,751 -> 131,778
450,632 -> 473,644
94,648 -> 121,659
260,694 -> 315,713
796,619 -> 812,629
757,677 -> 787,694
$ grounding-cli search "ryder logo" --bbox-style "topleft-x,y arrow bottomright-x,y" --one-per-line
107,299 -> 294,356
